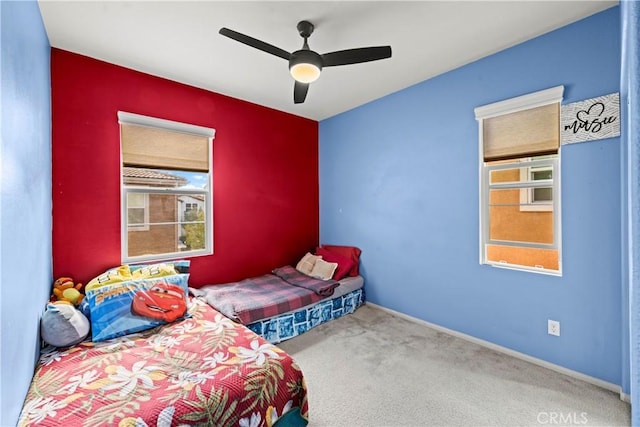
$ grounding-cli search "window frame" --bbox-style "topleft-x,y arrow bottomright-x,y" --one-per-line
484,156 -> 560,247
475,86 -> 564,276
519,159 -> 554,212
118,111 -> 215,264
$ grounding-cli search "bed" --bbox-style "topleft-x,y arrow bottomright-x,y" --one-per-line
19,246 -> 361,426
191,265 -> 365,344
18,298 -> 308,426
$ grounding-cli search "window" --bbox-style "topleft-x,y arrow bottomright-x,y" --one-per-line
119,111 -> 215,263
127,192 -> 149,230
475,86 -> 563,275
519,157 -> 553,212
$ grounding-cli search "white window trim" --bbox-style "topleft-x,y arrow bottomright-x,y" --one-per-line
475,86 -> 564,276
474,86 -> 564,120
118,111 -> 215,138
118,111 -> 215,264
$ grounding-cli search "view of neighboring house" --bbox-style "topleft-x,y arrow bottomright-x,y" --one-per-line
123,167 -> 204,257
487,162 -> 557,270
179,194 -> 205,225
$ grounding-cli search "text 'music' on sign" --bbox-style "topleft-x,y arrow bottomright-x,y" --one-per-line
560,92 -> 620,145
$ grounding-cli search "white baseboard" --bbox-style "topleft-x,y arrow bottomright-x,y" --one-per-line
365,302 -> 628,402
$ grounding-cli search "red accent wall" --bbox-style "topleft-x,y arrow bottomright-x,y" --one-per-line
52,49 -> 319,287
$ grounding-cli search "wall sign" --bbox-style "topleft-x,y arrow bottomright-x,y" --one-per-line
561,92 -> 620,145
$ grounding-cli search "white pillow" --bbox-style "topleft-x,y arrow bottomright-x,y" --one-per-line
309,258 -> 338,280
296,252 -> 321,275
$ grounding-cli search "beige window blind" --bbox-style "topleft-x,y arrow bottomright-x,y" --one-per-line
121,123 -> 209,172
482,103 -> 559,162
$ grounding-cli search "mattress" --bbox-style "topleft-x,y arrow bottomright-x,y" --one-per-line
263,274 -> 364,319
329,275 -> 365,297
246,276 -> 365,344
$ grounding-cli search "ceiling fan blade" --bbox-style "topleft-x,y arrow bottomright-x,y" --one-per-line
219,28 -> 291,60
322,46 -> 392,67
294,81 -> 309,104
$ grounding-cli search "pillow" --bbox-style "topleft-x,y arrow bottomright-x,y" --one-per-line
85,260 -> 190,292
85,273 -> 190,342
85,265 -> 133,292
315,247 -> 356,281
318,245 -> 362,276
40,302 -> 90,348
130,259 -> 190,275
131,262 -> 178,280
309,258 -> 338,281
296,252 -> 322,275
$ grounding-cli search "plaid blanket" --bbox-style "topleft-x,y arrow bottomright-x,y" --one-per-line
191,266 -> 339,324
272,265 -> 339,296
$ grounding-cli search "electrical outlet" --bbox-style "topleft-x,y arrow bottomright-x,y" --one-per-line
548,319 -> 560,336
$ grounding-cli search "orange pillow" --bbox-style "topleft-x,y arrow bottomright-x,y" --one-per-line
317,245 -> 361,277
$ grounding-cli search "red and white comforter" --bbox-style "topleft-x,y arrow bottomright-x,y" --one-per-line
18,298 -> 308,426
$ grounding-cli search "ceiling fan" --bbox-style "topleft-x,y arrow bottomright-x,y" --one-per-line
219,21 -> 392,104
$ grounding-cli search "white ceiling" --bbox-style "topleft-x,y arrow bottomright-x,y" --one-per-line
38,1 -> 617,121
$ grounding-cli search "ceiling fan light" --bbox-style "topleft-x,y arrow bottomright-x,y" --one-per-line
289,49 -> 323,83
290,62 -> 321,83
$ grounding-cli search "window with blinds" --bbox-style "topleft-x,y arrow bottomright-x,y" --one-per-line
118,111 -> 215,263
475,86 -> 564,275
482,103 -> 559,161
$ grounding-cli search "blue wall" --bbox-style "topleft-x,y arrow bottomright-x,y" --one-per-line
320,7 -> 623,388
0,1 -> 52,424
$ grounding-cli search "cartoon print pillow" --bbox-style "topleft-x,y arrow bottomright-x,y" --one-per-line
130,281 -> 187,322
85,265 -> 134,292
86,260 -> 191,292
85,273 -> 190,342
129,259 -> 191,279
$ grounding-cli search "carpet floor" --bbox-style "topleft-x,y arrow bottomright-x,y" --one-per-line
278,304 -> 630,427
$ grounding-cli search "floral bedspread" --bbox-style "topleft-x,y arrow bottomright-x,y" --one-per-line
18,299 -> 308,426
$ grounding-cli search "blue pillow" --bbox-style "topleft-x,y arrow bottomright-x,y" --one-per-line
86,273 -> 189,342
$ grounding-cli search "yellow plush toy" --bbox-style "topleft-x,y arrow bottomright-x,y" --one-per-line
52,277 -> 85,306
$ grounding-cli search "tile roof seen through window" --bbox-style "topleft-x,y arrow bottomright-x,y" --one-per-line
123,167 -> 183,181
123,167 -> 188,187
